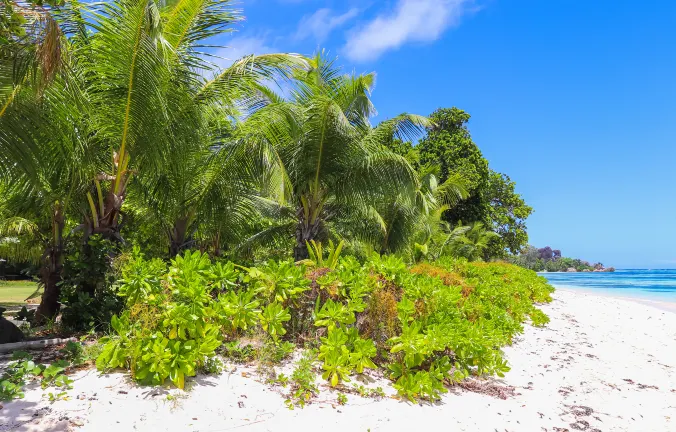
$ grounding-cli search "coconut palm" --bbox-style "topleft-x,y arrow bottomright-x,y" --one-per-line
0,59 -> 98,322
446,221 -> 499,261
131,118 -> 267,258
236,54 -> 429,260
363,164 -> 468,255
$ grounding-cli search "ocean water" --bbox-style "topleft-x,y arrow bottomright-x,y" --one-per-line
540,269 -> 676,303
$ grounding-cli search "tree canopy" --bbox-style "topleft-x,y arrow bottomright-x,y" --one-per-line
413,107 -> 532,257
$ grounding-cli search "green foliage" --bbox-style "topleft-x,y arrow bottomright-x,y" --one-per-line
59,341 -> 85,366
303,240 -> 345,270
259,302 -> 291,341
259,340 -> 295,364
485,171 -> 533,256
247,260 -> 310,304
217,289 -> 260,334
351,383 -> 386,399
115,247 -> 166,306
0,379 -> 25,401
222,341 -> 256,363
418,108 -> 490,224
96,251 -> 224,389
286,350 -> 318,409
416,108 -> 532,257
41,360 -> 72,390
96,247 -> 552,401
316,323 -> 378,386
236,53 -> 426,261
47,391 -> 68,402
445,222 -> 499,261
59,235 -> 124,331
510,245 -> 612,273
314,299 -> 355,329
0,351 -> 75,401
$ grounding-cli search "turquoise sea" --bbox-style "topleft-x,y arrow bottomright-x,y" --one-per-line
540,269 -> 676,303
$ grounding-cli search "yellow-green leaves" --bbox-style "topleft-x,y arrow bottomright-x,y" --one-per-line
259,302 -> 291,341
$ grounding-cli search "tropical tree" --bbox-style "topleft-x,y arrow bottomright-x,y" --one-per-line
363,165 -> 468,255
446,221 -> 498,261
416,107 -> 533,257
0,58 -> 97,323
237,54 -> 428,260
132,117 -> 266,258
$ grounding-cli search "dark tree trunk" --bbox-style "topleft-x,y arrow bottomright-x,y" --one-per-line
212,231 -> 221,258
293,213 -> 325,261
294,237 -> 309,261
169,217 -> 191,258
84,178 -> 126,245
34,208 -> 65,326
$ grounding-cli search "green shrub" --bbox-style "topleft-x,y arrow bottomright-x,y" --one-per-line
96,250 -> 225,389
59,235 -> 124,331
97,249 -> 553,400
60,341 -> 85,366
286,350 -> 318,409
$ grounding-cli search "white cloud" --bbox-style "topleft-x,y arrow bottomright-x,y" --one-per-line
295,8 -> 360,43
212,35 -> 277,69
343,0 -> 473,62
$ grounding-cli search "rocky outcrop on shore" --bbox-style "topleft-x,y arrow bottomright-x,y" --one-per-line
561,267 -> 615,273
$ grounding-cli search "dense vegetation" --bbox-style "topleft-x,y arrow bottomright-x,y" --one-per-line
510,246 -> 614,272
0,0 -> 553,405
92,249 -> 552,402
0,0 -> 536,325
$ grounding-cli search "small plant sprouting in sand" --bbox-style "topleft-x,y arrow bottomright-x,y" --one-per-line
352,384 -> 386,399
285,350 -> 319,409
0,351 -> 75,402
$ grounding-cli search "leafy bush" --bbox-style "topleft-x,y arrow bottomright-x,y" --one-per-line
97,249 -> 553,401
60,341 -> 85,366
96,250 -> 225,389
59,235 -> 123,331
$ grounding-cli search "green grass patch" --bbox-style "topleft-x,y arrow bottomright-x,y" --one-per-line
0,280 -> 41,307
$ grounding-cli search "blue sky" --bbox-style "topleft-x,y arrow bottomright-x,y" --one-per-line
218,0 -> 676,268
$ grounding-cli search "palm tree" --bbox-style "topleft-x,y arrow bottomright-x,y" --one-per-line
131,118 -> 265,258
0,61 -> 97,322
446,221 -> 499,261
236,54 -> 428,260
0,0 -> 305,323
365,165 -> 468,255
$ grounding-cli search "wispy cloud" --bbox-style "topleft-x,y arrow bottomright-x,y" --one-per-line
295,8 -> 360,43
343,0 -> 473,62
211,35 -> 278,69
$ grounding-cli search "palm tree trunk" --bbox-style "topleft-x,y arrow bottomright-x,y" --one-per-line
169,217 -> 191,257
293,212 -> 324,261
96,187 -> 124,241
294,230 -> 309,261
34,206 -> 65,326
212,231 -> 221,257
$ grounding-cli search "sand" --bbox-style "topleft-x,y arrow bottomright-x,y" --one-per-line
1,289 -> 675,432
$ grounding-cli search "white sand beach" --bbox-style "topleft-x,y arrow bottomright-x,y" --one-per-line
2,289 -> 675,432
